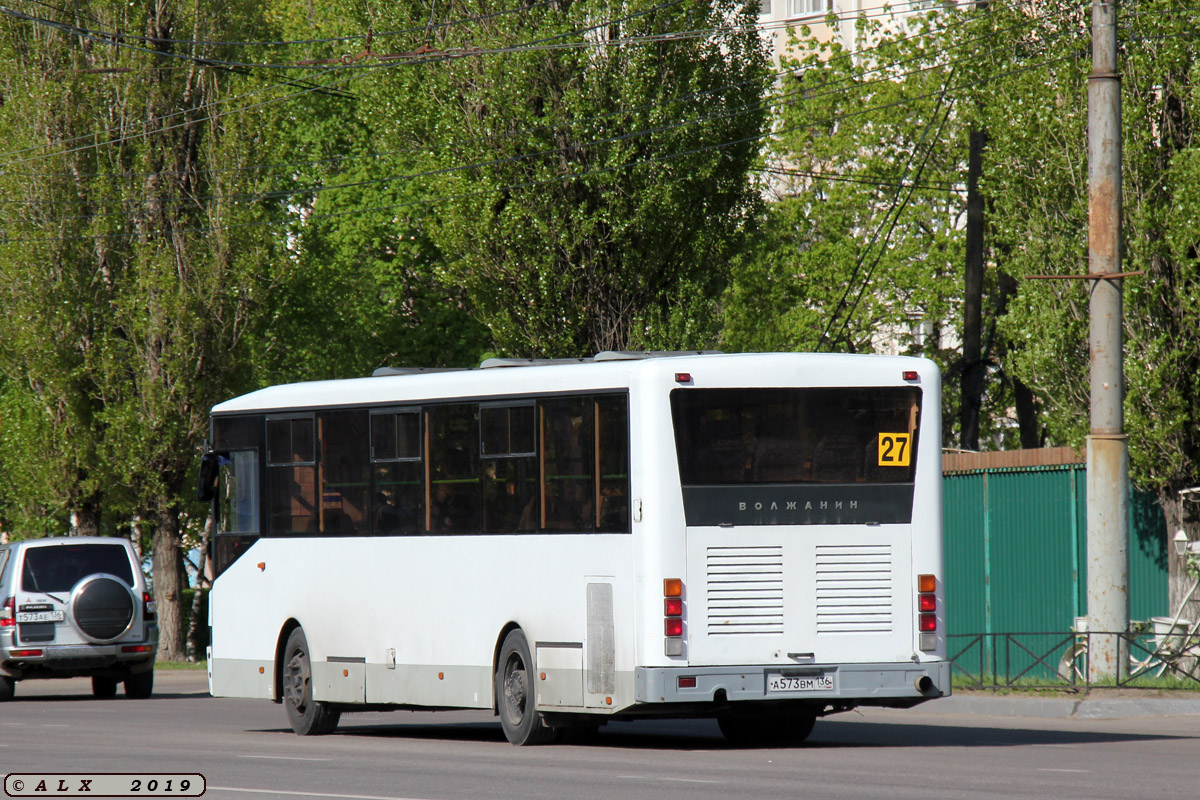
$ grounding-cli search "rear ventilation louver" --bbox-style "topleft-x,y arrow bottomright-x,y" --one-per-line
706,545 -> 784,636
815,544 -> 893,633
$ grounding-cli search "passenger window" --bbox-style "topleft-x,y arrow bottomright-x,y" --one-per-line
540,398 -> 594,531
427,405 -> 480,533
371,410 -> 423,536
319,411 -> 370,535
481,404 -> 537,534
267,416 -> 317,535
595,396 -> 630,533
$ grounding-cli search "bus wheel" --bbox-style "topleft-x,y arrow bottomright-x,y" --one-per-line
495,629 -> 556,745
283,627 -> 341,736
718,707 -> 816,747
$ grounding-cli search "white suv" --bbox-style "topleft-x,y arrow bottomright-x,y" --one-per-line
0,537 -> 158,700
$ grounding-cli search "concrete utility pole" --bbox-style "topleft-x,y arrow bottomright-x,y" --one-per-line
1086,0 -> 1129,682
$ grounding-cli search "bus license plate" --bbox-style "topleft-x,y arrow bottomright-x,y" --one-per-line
17,610 -> 64,623
767,674 -> 833,693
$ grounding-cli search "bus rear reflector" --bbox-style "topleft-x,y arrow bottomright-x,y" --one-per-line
678,676 -> 697,689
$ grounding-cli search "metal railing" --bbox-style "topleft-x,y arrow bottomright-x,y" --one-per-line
947,629 -> 1200,690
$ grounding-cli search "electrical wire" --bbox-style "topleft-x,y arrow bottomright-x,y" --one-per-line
0,0 -> 1076,179
0,47 -> 1084,247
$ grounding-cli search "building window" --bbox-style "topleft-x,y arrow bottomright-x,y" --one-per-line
788,0 -> 829,18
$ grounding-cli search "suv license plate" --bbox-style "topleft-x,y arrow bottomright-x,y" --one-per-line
767,674 -> 834,693
16,611 -> 64,623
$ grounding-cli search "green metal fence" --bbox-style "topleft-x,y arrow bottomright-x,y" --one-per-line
943,460 -> 1170,683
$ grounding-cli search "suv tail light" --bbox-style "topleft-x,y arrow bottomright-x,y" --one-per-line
143,591 -> 157,621
0,596 -> 13,627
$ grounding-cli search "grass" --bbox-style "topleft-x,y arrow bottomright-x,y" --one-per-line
154,659 -> 207,671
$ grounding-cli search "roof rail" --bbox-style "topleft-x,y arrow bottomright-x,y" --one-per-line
377,351 -> 724,375
371,366 -> 470,377
479,357 -> 592,369
592,350 -> 722,361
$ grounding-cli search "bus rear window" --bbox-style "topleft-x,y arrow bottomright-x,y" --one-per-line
671,387 -> 921,486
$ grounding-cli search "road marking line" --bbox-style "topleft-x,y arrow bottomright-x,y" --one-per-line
238,755 -> 332,762
617,776 -> 721,785
1037,768 -> 1090,773
210,787 -> 434,800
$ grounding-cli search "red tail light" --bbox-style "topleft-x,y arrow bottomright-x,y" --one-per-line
143,591 -> 157,621
10,649 -> 43,657
0,597 -> 13,627
919,614 -> 937,632
664,578 -> 684,656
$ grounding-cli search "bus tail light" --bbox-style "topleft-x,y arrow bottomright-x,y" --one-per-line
0,597 -> 13,627
664,578 -> 684,657
917,574 -> 938,649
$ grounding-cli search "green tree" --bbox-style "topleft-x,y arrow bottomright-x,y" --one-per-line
723,11 -> 964,439
351,0 -> 770,357
989,0 -> 1200,617
0,0 -> 285,657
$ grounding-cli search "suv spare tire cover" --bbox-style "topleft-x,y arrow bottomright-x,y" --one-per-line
71,575 -> 136,642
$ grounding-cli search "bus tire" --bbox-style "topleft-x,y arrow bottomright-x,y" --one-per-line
718,707 -> 817,747
496,629 -> 556,745
283,627 -> 341,736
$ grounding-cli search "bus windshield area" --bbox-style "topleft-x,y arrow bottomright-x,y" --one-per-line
671,387 -> 921,487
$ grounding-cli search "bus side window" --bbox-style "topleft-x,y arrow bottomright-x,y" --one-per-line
595,396 -> 629,533
481,404 -> 537,534
540,398 -> 594,532
266,416 -> 318,535
427,404 -> 481,534
319,410 -> 369,535
370,409 -> 422,535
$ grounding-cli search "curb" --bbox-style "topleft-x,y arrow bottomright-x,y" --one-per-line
912,693 -> 1200,719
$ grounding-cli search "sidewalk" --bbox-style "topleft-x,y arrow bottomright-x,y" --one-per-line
914,689 -> 1200,719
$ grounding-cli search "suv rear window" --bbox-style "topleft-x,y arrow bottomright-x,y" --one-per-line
20,544 -> 135,593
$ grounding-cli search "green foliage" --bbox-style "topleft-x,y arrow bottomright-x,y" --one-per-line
989,0 -> 1200,495
724,11 -> 966,439
358,0 -> 771,357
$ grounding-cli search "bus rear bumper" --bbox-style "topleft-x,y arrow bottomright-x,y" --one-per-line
634,660 -> 951,707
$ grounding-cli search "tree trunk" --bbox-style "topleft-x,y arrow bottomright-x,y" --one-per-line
152,500 -> 187,661
186,510 -> 213,663
960,128 -> 987,450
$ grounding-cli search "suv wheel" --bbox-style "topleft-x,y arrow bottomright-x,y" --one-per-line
0,676 -> 14,702
124,670 -> 153,699
92,676 -> 118,698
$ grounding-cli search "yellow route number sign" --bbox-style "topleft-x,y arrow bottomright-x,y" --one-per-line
877,433 -> 912,467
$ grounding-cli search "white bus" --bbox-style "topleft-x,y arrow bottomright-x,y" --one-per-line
201,352 -> 949,745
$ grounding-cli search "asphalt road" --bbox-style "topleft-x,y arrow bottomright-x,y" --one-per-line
2,671 -> 1198,800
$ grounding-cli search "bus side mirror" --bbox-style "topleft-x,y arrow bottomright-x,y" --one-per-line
197,451 -> 225,502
